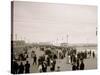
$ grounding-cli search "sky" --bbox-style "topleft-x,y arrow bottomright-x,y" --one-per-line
13,1 -> 97,44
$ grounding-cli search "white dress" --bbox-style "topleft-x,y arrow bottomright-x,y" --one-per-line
68,56 -> 71,64
38,65 -> 42,72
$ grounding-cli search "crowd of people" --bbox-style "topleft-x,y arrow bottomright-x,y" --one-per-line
12,46 -> 96,74
37,54 -> 57,72
12,60 -> 30,74
66,48 -> 96,71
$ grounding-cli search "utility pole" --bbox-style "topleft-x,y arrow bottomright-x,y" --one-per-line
15,34 -> 17,41
96,27 -> 97,36
62,36 -> 63,43
67,33 -> 69,46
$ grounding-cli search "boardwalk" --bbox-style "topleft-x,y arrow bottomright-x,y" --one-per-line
24,48 -> 97,73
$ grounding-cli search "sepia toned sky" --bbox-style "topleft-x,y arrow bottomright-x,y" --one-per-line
13,1 -> 97,44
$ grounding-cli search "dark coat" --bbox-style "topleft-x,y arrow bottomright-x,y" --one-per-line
80,63 -> 84,70
72,64 -> 77,70
18,64 -> 24,74
25,63 -> 30,73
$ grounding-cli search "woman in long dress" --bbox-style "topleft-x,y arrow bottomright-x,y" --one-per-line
68,55 -> 71,64
38,64 -> 42,72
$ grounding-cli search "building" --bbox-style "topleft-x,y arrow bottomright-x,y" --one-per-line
60,43 -> 68,47
39,42 -> 53,46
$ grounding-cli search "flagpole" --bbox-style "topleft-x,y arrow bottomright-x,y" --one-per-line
67,34 -> 68,44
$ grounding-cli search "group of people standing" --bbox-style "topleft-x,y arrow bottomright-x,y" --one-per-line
72,58 -> 85,70
12,46 -> 96,74
12,60 -> 30,74
66,49 -> 96,71
65,50 -> 85,70
38,54 -> 57,72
